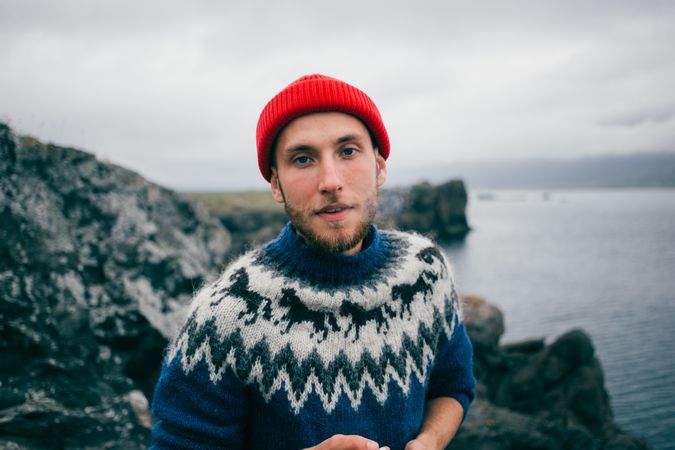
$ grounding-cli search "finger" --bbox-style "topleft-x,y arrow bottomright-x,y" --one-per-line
305,434 -> 380,450
405,440 -> 424,450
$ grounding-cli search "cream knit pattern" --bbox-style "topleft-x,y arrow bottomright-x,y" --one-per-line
151,224 -> 475,450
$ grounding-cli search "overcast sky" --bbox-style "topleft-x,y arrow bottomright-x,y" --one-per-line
2,0 -> 674,190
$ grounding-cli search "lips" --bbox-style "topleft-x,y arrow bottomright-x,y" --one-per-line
317,203 -> 351,214
316,203 -> 353,221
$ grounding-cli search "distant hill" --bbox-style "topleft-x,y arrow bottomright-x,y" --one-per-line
392,152 -> 675,189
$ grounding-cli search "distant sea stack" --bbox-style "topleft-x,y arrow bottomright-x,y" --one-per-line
0,123 -> 230,449
378,179 -> 471,240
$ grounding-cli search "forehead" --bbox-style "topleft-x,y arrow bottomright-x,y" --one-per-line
276,112 -> 371,150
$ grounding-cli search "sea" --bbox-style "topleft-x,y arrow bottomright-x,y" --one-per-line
442,188 -> 675,450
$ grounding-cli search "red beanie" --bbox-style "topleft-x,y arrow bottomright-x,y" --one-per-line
256,74 -> 390,182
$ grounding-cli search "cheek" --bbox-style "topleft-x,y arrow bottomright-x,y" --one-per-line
279,174 -> 315,202
350,165 -> 378,188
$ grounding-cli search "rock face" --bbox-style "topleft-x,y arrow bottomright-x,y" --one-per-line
0,123 -> 230,449
454,295 -> 651,450
218,207 -> 287,261
392,179 -> 470,240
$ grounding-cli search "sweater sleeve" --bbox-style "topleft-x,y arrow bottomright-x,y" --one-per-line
425,293 -> 476,420
150,352 -> 249,449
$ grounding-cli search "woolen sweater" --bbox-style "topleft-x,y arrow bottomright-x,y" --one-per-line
151,224 -> 475,450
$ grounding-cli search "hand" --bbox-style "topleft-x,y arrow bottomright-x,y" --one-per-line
405,397 -> 463,450
303,434 -> 388,450
405,434 -> 440,450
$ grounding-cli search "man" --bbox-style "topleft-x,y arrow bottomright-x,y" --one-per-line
151,74 -> 476,450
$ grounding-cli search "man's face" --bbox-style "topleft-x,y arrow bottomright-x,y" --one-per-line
270,112 -> 387,255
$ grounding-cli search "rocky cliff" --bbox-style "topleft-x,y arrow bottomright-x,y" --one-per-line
453,296 -> 650,449
0,123 -> 230,449
0,123 -> 649,449
380,180 -> 470,240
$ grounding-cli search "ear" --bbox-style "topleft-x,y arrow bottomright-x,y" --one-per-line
375,149 -> 387,188
270,168 -> 285,204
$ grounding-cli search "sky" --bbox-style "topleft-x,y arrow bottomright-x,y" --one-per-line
1,0 -> 675,191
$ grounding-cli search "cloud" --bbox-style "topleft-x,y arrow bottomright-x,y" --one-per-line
1,0 -> 674,190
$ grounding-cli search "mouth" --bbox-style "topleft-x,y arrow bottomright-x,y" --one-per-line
316,203 -> 353,220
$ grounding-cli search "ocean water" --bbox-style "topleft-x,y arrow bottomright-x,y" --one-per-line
443,188 -> 675,450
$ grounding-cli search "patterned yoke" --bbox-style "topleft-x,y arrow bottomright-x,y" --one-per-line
151,223 -> 475,450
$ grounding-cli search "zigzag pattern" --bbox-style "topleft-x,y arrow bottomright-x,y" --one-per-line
173,305 -> 455,412
168,230 -> 460,414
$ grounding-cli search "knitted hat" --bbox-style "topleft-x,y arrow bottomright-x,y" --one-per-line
256,74 -> 390,182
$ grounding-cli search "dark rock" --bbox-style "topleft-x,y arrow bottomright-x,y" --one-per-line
462,295 -> 505,350
218,207 -> 287,260
603,434 -> 653,450
502,338 -> 546,355
450,398 -> 596,450
394,179 -> 470,240
493,329 -> 613,435
460,295 -> 652,449
461,295 -> 507,384
0,123 -> 230,449
452,395 -> 651,450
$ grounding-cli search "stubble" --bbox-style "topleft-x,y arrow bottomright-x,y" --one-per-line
281,189 -> 378,254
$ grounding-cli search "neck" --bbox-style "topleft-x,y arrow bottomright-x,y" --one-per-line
261,222 -> 390,286
294,230 -> 364,256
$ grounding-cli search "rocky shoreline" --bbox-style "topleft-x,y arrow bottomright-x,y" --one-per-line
454,296 -> 649,449
0,123 -> 651,449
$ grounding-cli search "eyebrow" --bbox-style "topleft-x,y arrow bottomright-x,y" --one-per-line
335,134 -> 363,145
283,144 -> 316,156
282,134 -> 366,156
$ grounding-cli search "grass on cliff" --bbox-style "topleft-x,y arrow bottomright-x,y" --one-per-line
182,191 -> 282,214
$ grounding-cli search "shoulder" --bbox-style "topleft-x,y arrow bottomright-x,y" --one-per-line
165,247 -> 269,361
381,229 -> 445,256
188,248 -> 261,313
380,229 -> 453,280
383,229 -> 463,328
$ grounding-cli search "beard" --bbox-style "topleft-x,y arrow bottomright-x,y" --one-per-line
282,192 -> 378,254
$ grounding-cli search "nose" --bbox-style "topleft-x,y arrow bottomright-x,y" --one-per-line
317,158 -> 343,194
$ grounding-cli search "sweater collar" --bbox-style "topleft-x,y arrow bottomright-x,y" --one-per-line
262,222 -> 389,286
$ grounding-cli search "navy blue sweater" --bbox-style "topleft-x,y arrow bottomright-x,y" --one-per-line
151,224 -> 475,450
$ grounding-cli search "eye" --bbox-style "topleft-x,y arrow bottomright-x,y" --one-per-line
292,155 -> 312,166
341,147 -> 358,157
